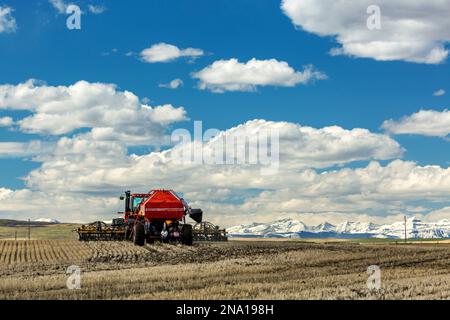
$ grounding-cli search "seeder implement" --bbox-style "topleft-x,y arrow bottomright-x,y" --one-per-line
76,189 -> 203,246
193,221 -> 228,242
76,220 -> 125,241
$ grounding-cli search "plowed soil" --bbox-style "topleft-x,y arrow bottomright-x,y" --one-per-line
0,240 -> 449,299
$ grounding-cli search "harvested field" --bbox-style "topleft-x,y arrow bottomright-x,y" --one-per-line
0,240 -> 449,300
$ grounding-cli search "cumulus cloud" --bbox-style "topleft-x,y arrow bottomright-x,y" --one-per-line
159,79 -> 184,89
140,43 -> 204,63
208,120 -> 403,169
0,79 -> 448,226
0,6 -> 17,33
0,188 -> 119,223
382,109 -> 450,137
0,116 -> 13,127
198,159 -> 450,226
0,141 -> 52,158
22,119 -> 403,192
1,115 -> 449,226
5,155 -> 450,226
0,79 -> 189,220
0,79 -> 413,225
192,58 -> 326,93
281,0 -> 450,64
14,118 -> 411,226
433,89 -> 446,96
0,79 -> 188,142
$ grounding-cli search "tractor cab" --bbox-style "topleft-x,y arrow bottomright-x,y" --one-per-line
132,196 -> 146,212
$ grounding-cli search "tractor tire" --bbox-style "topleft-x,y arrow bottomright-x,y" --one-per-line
133,223 -> 146,246
181,224 -> 193,246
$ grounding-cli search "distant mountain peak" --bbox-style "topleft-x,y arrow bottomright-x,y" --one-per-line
312,222 -> 336,232
34,218 -> 60,224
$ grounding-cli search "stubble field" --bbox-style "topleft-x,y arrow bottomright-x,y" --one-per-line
0,240 -> 449,300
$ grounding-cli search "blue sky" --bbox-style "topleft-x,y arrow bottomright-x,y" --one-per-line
0,0 -> 449,225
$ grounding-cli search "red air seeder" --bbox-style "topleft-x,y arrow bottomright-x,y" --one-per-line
120,190 -> 203,246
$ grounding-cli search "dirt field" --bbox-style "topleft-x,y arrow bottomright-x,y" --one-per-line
0,240 -> 449,300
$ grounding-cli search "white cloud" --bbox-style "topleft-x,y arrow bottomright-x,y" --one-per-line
199,159 -> 450,226
49,0 -> 68,14
0,114 -> 449,226
382,109 -> 450,137
0,79 -> 187,142
0,79 -> 190,220
281,0 -> 450,64
433,89 -> 446,96
0,188 -> 119,223
140,43 -> 204,63
0,116 -> 13,127
192,58 -> 326,93
0,84 -> 412,224
22,119 -> 403,199
4,156 -> 450,226
0,6 -> 17,33
211,120 -> 403,170
50,1 -> 106,15
1,80 -> 449,226
159,79 -> 184,89
426,207 -> 450,222
88,4 -> 106,14
0,141 -> 52,158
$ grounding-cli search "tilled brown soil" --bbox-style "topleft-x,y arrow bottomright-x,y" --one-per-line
0,240 -> 449,299
0,240 -> 341,274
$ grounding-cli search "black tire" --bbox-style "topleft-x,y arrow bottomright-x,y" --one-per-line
133,223 -> 145,246
181,224 -> 193,246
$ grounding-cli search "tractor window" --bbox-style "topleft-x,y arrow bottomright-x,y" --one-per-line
132,197 -> 146,211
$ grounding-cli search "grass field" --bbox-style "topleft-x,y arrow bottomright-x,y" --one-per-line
0,224 -> 79,240
0,239 -> 449,300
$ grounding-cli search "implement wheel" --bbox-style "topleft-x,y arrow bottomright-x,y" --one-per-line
181,224 -> 193,246
133,223 -> 145,246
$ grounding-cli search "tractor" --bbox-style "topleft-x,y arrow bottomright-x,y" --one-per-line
119,190 -> 203,246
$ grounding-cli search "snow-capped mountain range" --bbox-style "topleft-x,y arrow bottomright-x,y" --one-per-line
227,217 -> 450,239
34,218 -> 60,224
